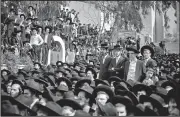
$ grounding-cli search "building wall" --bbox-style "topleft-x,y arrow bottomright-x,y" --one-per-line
155,11 -> 164,43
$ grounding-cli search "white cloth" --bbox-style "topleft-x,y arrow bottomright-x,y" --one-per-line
30,34 -> 44,46
127,58 -> 137,81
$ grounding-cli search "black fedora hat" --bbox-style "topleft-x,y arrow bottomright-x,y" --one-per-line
97,102 -> 117,116
132,84 -> 152,96
139,93 -> 165,109
28,5 -> 34,9
57,77 -> 72,88
41,88 -> 58,102
70,76 -> 81,82
31,27 -> 38,32
119,80 -> 133,90
114,82 -> 130,91
1,99 -> 22,116
75,86 -> 94,97
111,95 -> 133,106
85,67 -> 97,79
64,68 -> 72,74
95,79 -> 110,86
141,45 -> 154,57
31,69 -> 41,75
2,95 -> 36,115
161,80 -> 177,90
92,85 -> 114,99
113,44 -> 123,50
18,69 -> 28,77
126,103 -> 146,116
7,74 -> 18,81
56,61 -> 63,67
55,69 -> 67,76
34,62 -> 42,68
154,86 -> 168,103
54,85 -> 69,93
36,102 -> 62,116
75,79 -> 91,89
20,14 -> 26,19
44,75 -> 56,87
126,46 -> 139,53
1,69 -> 11,75
45,26 -> 52,33
11,79 -> 24,87
13,95 -> 36,115
123,90 -> 139,105
56,98 -> 82,110
33,77 -> 49,87
108,76 -> 122,84
23,79 -> 43,94
167,89 -> 178,103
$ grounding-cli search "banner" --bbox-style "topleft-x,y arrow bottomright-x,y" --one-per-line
49,50 -> 63,65
47,36 -> 66,65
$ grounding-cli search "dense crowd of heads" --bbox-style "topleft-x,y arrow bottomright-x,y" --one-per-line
1,1 -> 180,116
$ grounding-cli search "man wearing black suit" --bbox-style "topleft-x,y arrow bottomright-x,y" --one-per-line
141,45 -> 157,69
124,46 -> 146,82
98,43 -> 112,80
108,45 -> 127,79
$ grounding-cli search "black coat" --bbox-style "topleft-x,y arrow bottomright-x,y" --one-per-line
98,55 -> 112,80
108,56 -> 128,79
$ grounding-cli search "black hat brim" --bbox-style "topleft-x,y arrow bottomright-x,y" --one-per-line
95,79 -> 110,86
75,79 -> 91,89
139,95 -> 163,109
108,76 -> 122,83
57,77 -> 72,88
132,84 -> 152,96
56,99 -> 82,110
111,95 -> 133,106
92,85 -> 114,99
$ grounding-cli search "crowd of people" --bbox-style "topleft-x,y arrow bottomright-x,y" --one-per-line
1,2 -> 100,65
1,1 -> 180,117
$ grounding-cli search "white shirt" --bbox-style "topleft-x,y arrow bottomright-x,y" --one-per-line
71,13 -> 75,22
144,57 -> 151,66
103,54 -> 108,64
116,56 -> 121,64
127,58 -> 137,81
30,34 -> 44,46
44,34 -> 48,43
